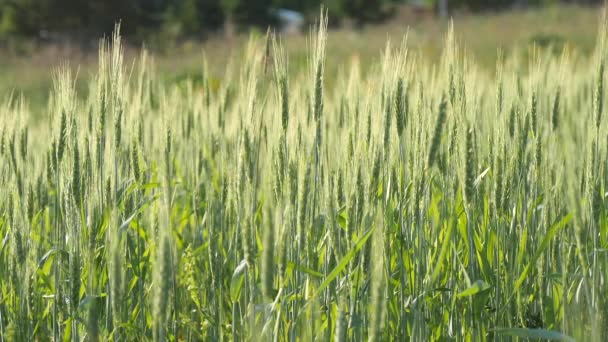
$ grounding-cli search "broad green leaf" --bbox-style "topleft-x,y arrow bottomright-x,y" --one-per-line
63,319 -> 72,341
513,214 -> 572,293
287,261 -> 323,279
38,248 -> 57,268
139,182 -> 161,191
230,259 -> 248,302
313,227 -> 374,298
0,231 -> 8,254
456,279 -> 491,298
430,218 -> 455,284
119,212 -> 139,233
336,213 -> 347,230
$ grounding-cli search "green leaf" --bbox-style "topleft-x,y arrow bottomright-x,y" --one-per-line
139,182 -> 161,191
336,213 -> 347,230
456,279 -> 491,298
513,213 -> 572,293
63,318 -> 72,341
230,259 -> 248,302
314,227 -> 374,298
287,262 -> 323,279
493,328 -> 575,342
119,212 -> 138,233
38,248 -> 57,268
0,231 -> 9,254
430,218 -> 455,284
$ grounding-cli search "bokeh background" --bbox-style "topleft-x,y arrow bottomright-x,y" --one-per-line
0,0 -> 604,113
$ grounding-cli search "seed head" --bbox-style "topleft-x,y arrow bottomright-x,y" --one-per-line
596,61 -> 604,129
395,78 -> 408,137
57,110 -> 68,163
280,76 -> 289,131
428,94 -> 448,168
465,126 -> 476,203
552,88 -> 561,131
72,145 -> 81,205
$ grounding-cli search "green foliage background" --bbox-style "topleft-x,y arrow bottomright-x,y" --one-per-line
0,0 -> 603,39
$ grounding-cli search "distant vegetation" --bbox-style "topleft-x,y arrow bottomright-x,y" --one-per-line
0,0 -> 604,41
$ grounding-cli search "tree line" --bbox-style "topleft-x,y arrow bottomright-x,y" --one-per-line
0,0 -> 602,40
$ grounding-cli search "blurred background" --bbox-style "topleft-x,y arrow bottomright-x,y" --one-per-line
0,0 -> 604,112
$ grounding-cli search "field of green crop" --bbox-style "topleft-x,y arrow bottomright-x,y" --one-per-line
1,11 -> 608,341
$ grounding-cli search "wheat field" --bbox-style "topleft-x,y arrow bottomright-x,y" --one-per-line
1,12 -> 607,341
